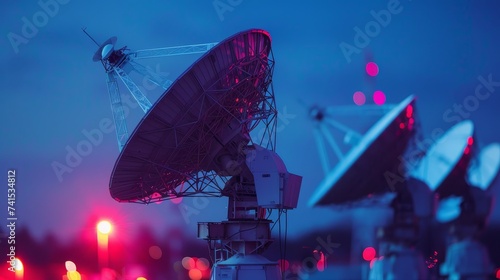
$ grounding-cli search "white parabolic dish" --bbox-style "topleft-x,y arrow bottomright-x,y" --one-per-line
411,120 -> 474,192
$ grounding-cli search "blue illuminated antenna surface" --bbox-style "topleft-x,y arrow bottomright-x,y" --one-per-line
309,95 -> 417,206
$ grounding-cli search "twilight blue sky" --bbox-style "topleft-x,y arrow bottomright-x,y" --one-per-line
1,0 -> 500,243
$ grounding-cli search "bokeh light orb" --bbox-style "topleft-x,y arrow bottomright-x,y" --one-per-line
188,268 -> 202,280
97,220 -> 112,234
182,257 -> 196,270
353,91 -> 366,106
196,258 -> 210,271
362,247 -> 377,261
373,90 -> 386,105
14,258 -> 24,271
65,260 -> 77,272
366,62 -> 379,76
278,259 -> 290,271
149,245 -> 163,260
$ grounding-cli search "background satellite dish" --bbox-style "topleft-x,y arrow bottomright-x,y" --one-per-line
411,120 -> 474,197
468,143 -> 500,191
309,95 -> 416,206
110,29 -> 276,203
436,196 -> 463,223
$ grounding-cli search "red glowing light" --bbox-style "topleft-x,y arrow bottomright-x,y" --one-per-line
170,196 -> 183,204
97,220 -> 112,235
316,252 -> 326,272
149,245 -> 163,260
409,118 -> 414,125
366,62 -> 379,77
196,258 -> 210,271
278,259 -> 290,271
406,105 -> 413,118
362,247 -> 376,261
464,147 -> 470,155
467,137 -> 474,146
399,123 -> 405,129
182,257 -> 196,270
426,251 -> 439,268
373,90 -> 386,105
151,192 -> 163,204
495,268 -> 500,279
188,268 -> 202,280
353,91 -> 366,106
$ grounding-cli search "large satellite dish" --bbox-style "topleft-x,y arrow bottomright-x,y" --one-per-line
308,95 -> 416,206
107,29 -> 301,280
110,29 -> 277,203
411,120 -> 474,197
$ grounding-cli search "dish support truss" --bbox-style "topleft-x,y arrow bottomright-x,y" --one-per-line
96,40 -> 218,151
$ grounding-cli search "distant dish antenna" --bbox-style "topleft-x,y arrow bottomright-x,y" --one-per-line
309,95 -> 417,206
468,143 -> 500,191
410,121 -> 496,279
436,196 -> 463,223
308,103 -> 395,175
307,95 -> 431,279
108,29 -> 302,280
411,120 -> 475,197
84,27 -> 218,151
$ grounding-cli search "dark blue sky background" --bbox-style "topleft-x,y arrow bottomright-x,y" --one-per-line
1,0 -> 500,243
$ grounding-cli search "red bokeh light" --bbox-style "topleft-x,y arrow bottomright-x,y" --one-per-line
495,268 -> 500,279
316,252 -> 326,272
97,220 -> 112,235
362,247 -> 376,261
188,268 -> 202,280
366,62 -> 379,77
406,105 -> 413,118
182,257 -> 196,270
170,196 -> 183,204
468,136 -> 474,146
373,90 -> 386,105
196,258 -> 209,271
278,259 -> 290,271
353,91 -> 366,106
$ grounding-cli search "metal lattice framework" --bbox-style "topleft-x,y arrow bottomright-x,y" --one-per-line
308,96 -> 417,206
109,30 -> 277,204
309,104 -> 395,175
87,30 -> 218,151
